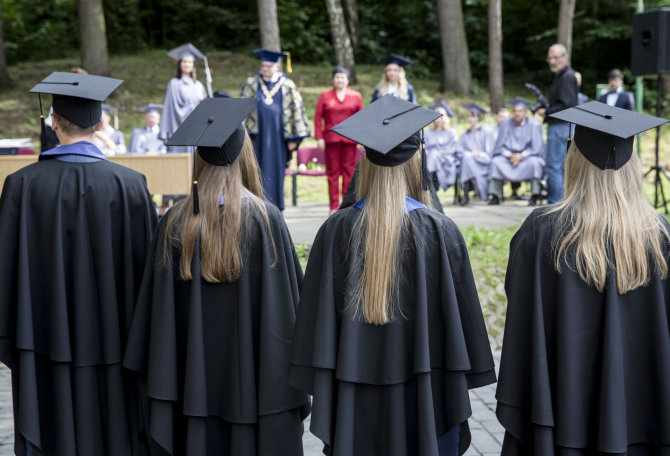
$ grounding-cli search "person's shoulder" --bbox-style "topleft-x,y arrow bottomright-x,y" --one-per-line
243,74 -> 259,85
514,207 -> 554,244
347,88 -> 362,98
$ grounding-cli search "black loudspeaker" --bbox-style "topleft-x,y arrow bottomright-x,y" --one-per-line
631,8 -> 670,76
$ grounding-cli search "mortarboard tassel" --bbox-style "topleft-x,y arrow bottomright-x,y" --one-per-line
565,136 -> 572,153
285,51 -> 292,74
192,180 -> 200,214
420,129 -> 429,191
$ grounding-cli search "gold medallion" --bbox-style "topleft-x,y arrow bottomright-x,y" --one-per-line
264,97 -> 273,105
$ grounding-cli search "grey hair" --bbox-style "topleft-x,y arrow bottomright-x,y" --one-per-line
549,43 -> 568,56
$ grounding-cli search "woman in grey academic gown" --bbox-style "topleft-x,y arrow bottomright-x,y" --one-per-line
159,51 -> 207,153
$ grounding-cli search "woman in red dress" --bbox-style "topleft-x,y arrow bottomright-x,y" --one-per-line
314,66 -> 364,212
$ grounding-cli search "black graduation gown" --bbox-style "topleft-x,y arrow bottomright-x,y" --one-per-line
0,157 -> 158,455
496,208 -> 670,455
289,203 -> 496,456
123,203 -> 311,455
339,162 -> 445,214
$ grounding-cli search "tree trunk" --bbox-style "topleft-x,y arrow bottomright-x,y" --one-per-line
0,2 -> 12,87
437,0 -> 472,94
325,0 -> 357,83
257,0 -> 281,51
343,0 -> 360,51
488,0 -> 503,112
557,0 -> 576,58
78,0 -> 110,76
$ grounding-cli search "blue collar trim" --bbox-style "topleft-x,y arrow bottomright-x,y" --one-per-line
353,196 -> 428,213
40,141 -> 108,161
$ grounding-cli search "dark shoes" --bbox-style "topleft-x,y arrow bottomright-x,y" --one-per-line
459,191 -> 469,206
488,195 -> 500,205
528,195 -> 541,206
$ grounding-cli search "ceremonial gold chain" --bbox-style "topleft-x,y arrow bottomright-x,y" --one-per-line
259,76 -> 286,105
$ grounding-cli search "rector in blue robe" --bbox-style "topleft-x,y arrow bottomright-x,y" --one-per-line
240,49 -> 310,210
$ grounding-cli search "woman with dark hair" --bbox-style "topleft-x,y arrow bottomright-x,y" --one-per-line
124,98 -> 310,455
290,95 -> 496,455
314,66 -> 364,213
497,102 -> 670,455
159,44 -> 208,153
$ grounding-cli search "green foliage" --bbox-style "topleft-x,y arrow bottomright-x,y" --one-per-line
278,0 -> 332,64
294,243 -> 311,270
2,0 -> 79,64
461,224 -> 517,347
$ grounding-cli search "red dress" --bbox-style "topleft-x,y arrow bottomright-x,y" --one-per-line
314,88 -> 363,210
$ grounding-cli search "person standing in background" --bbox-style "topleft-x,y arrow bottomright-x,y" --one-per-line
371,53 -> 416,103
314,66 -> 363,213
160,44 -> 208,153
241,49 -> 310,211
536,43 -> 578,204
598,68 -> 634,110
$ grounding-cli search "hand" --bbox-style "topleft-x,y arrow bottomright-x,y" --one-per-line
317,139 -> 325,152
509,153 -> 523,167
287,141 -> 297,152
472,150 -> 482,157
536,108 -> 546,118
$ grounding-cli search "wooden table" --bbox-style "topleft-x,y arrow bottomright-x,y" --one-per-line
0,153 -> 193,195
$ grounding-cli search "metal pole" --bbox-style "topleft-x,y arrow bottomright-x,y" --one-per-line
636,0 -> 644,157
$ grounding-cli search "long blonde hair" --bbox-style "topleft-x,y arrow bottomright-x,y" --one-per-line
548,142 -> 669,294
350,151 -> 431,325
162,132 -> 275,282
376,66 -> 410,101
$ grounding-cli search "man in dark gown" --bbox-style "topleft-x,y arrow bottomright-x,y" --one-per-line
0,72 -> 157,455
241,49 -> 310,210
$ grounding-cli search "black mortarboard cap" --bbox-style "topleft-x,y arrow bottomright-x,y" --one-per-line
463,102 -> 488,116
378,53 -> 413,67
331,94 -> 440,167
166,97 -> 255,166
506,97 -> 532,108
136,103 -> 164,114
429,100 -> 455,118
30,72 -> 123,127
253,49 -> 286,62
167,43 -> 205,61
549,100 -> 669,170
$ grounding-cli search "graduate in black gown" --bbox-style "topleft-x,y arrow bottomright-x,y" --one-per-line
0,72 -> 158,455
496,101 -> 670,455
123,97 -> 310,455
289,95 -> 496,456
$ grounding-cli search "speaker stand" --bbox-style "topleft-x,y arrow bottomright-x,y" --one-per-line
643,74 -> 669,214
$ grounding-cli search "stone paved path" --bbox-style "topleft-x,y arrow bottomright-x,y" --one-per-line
284,199 -> 533,245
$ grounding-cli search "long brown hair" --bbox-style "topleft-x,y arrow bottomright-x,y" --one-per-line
350,151 -> 431,325
162,132 -> 275,282
548,142 -> 669,294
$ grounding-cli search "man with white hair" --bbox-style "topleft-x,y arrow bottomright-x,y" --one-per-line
536,43 -> 578,203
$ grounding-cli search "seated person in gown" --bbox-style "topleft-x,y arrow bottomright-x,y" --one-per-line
425,100 -> 460,191
93,104 -> 127,155
488,97 -> 545,206
129,103 -> 167,154
458,102 -> 495,205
